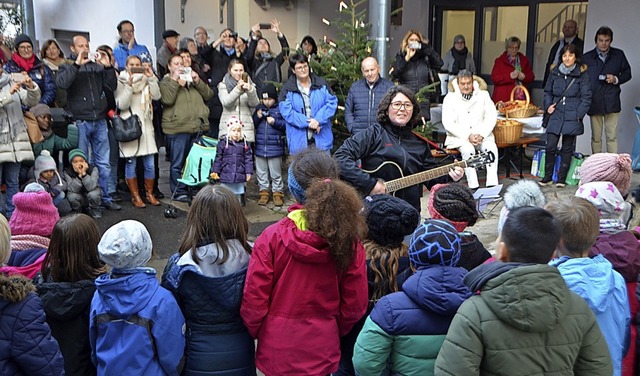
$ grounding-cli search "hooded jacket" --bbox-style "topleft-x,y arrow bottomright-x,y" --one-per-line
90,270 -> 186,376
241,204 -> 368,376
0,274 -> 65,376
550,254 -> 629,376
353,266 -> 471,376
434,262 -> 613,376
162,241 -> 256,375
334,122 -> 448,213
159,76 -> 213,135
211,136 -> 254,184
544,64 -> 592,136
36,276 -> 97,376
4,56 -> 57,107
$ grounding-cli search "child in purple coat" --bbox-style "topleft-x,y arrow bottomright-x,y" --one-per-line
210,116 -> 254,204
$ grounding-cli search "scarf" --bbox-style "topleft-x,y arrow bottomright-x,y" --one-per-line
43,58 -> 66,72
0,73 -> 27,145
223,72 -> 239,93
450,47 -> 468,75
12,53 -> 36,72
558,63 -> 576,75
118,71 -> 153,120
165,41 -> 177,54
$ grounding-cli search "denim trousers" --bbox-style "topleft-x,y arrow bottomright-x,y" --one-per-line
125,154 -> 155,179
77,119 -> 112,204
107,123 -> 119,194
165,133 -> 196,195
0,162 -> 20,217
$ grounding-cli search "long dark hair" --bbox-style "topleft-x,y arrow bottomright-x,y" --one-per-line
561,44 -> 583,66
300,35 -> 318,56
376,85 -> 421,127
290,148 -> 367,272
178,185 -> 252,264
42,214 -> 106,282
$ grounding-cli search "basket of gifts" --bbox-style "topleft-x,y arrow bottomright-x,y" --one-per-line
497,85 -> 539,118
493,119 -> 524,144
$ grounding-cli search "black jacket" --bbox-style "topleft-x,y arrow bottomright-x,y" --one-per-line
583,46 -> 632,115
56,58 -> 117,121
35,275 -> 97,376
544,64 -> 592,136
245,34 -> 289,93
542,37 -> 584,87
334,122 -> 449,212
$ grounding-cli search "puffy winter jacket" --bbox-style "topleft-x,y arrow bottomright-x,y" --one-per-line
56,57 -> 118,120
90,269 -> 186,376
549,255 -> 629,376
162,241 -> 256,376
4,57 -> 56,107
252,103 -> 286,158
344,77 -> 394,134
353,266 -> 471,376
211,136 -> 254,184
583,46 -> 632,115
241,205 -> 368,376
435,262 -> 613,376
0,273 -> 65,376
0,73 -> 40,164
278,74 -> 337,154
544,64 -> 592,136
245,34 -> 290,93
218,77 -> 260,142
159,77 -> 213,135
334,122 -> 449,213
36,275 -> 98,376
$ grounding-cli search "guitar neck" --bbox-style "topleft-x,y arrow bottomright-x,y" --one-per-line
385,160 -> 468,193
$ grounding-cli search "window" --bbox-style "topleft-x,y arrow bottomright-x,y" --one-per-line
480,6 -> 529,75
391,0 -> 403,26
441,10 -> 475,55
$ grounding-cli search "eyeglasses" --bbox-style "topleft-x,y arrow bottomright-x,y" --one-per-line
18,45 -> 32,51
390,101 -> 413,111
121,29 -> 134,34
295,64 -> 309,71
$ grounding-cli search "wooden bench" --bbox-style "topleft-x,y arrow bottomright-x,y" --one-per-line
496,136 -> 542,179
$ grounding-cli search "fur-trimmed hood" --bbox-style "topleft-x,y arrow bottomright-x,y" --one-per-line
448,75 -> 488,93
0,273 -> 35,304
549,63 -> 588,74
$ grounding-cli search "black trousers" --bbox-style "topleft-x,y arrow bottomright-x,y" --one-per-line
545,132 -> 576,183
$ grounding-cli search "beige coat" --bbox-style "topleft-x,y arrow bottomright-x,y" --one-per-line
114,72 -> 161,158
218,80 -> 260,142
0,77 -> 40,163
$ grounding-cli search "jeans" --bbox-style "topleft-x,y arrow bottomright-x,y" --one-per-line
545,133 -> 576,183
165,133 -> 196,195
107,122 -> 119,194
255,156 -> 283,192
125,154 -> 155,179
77,119 -> 112,204
0,162 -> 20,217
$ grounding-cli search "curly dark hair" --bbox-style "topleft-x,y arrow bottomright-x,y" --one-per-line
376,85 -> 421,127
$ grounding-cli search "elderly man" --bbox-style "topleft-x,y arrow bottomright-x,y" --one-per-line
344,57 -> 394,135
442,69 -> 498,189
157,29 -> 180,77
543,20 -> 584,86
112,20 -> 151,71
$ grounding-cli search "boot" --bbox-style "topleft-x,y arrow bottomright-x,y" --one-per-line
126,178 -> 146,208
144,178 -> 161,206
273,192 -> 284,207
258,190 -> 270,206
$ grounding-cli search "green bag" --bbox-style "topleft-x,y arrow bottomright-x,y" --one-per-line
565,153 -> 585,186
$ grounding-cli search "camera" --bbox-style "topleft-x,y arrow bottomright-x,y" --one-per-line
229,31 -> 238,39
263,110 -> 270,116
164,205 -> 179,219
130,66 -> 146,74
598,74 -> 607,81
408,41 -> 421,50
88,51 -> 101,63
259,23 -> 272,30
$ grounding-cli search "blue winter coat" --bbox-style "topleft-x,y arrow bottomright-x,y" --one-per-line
0,274 -> 65,376
550,254 -> 630,376
544,64 -> 592,136
162,244 -> 256,376
4,57 -> 57,107
583,47 -> 632,115
252,104 -> 286,158
344,77 -> 394,134
211,136 -> 254,184
112,41 -> 152,71
353,265 -> 471,376
90,269 -> 186,376
278,74 -> 338,154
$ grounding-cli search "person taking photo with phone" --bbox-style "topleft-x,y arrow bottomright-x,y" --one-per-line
246,19 -> 289,93
218,59 -> 259,142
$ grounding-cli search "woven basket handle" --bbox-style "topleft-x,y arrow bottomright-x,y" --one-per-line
509,85 -> 530,105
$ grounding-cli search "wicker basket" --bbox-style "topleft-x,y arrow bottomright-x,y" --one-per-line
504,86 -> 538,118
494,120 -> 524,144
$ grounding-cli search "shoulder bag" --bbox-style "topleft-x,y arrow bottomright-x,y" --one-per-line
542,77 -> 576,128
111,109 -> 142,143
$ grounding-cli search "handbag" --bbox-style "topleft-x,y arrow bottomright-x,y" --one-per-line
24,111 -> 44,143
542,77 -> 576,128
111,110 -> 142,143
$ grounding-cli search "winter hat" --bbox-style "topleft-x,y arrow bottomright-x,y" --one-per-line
162,29 -> 180,39
98,220 -> 153,270
260,83 -> 278,101
30,103 -> 51,118
34,150 -> 57,179
576,182 -> 632,231
453,34 -> 465,45
364,194 -> 420,248
408,219 -> 461,268
427,183 -> 478,232
287,162 -> 306,203
226,115 -> 244,131
13,34 -> 33,49
579,153 -> 632,196
9,183 -> 59,237
497,179 -> 546,233
68,148 -> 88,163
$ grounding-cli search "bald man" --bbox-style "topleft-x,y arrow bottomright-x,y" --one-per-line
543,19 -> 584,86
344,57 -> 394,134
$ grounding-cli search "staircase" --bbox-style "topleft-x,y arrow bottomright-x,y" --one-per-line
536,3 -> 588,43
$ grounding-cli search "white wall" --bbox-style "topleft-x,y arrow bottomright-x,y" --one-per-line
579,0 -> 639,155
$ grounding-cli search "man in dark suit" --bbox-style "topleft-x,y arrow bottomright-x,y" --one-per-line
542,19 -> 584,87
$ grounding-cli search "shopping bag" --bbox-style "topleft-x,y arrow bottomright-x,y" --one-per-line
537,150 -> 561,181
530,149 -> 543,177
565,153 -> 585,185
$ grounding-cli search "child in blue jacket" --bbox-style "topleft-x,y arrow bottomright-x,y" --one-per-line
90,220 -> 186,376
252,83 -> 286,207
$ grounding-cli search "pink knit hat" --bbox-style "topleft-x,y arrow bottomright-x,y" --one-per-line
9,183 -> 59,237
579,153 -> 632,195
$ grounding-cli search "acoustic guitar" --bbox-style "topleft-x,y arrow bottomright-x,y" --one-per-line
362,151 -> 495,194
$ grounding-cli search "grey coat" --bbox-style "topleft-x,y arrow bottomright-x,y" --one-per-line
0,73 -> 41,163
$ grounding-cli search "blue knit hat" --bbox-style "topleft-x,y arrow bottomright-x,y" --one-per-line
288,162 -> 306,203
409,219 -> 461,267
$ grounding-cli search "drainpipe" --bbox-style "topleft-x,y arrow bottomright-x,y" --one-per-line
369,0 -> 390,78
21,0 -> 35,40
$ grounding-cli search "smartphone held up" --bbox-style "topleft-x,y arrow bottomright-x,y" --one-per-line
179,67 -> 193,82
10,73 -> 26,84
